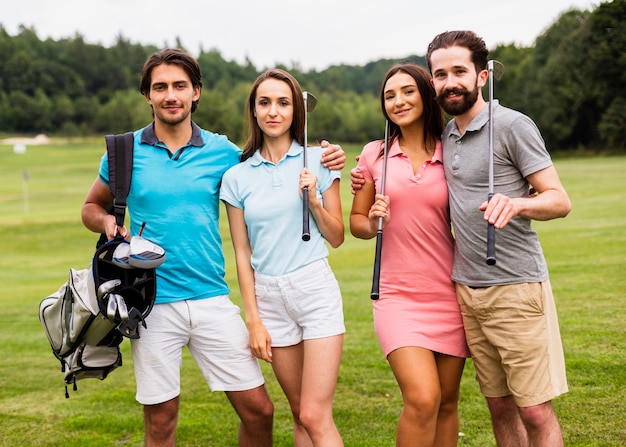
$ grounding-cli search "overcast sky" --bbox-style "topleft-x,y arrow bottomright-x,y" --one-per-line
3,0 -> 597,71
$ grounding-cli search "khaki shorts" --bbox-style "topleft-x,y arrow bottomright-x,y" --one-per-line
456,281 -> 568,407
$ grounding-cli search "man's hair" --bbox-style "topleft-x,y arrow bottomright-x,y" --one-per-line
139,48 -> 203,113
426,30 -> 489,75
379,63 -> 444,156
241,68 -> 306,162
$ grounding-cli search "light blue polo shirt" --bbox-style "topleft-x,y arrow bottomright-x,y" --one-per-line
99,122 -> 242,303
220,140 -> 340,276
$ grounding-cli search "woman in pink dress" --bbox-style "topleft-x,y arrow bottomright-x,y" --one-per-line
350,63 -> 469,447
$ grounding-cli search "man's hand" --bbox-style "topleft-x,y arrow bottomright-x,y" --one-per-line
320,140 -> 346,170
350,154 -> 365,194
479,193 -> 519,229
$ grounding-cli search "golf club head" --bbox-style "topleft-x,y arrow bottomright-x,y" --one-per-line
115,294 -> 129,322
128,236 -> 166,269
106,293 -> 119,321
303,91 -> 317,112
112,241 -> 134,269
97,279 -> 121,301
488,60 -> 505,81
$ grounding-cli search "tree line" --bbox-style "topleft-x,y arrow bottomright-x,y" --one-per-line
0,0 -> 623,152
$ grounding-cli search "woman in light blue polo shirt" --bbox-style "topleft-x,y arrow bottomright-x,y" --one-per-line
220,68 -> 345,446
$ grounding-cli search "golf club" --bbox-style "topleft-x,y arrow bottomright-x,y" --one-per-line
97,279 -> 121,301
370,120 -> 390,300
127,221 -> 166,268
129,236 -> 166,269
112,241 -> 133,269
301,91 -> 317,241
106,293 -> 118,321
115,294 -> 129,322
486,60 -> 504,266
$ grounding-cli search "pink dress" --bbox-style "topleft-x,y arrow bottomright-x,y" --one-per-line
356,139 -> 469,358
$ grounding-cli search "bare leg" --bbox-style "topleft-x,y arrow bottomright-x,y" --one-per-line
434,354 -> 465,447
226,385 -> 274,447
388,347 -> 440,447
299,336 -> 344,446
487,396 -> 528,447
272,336 -> 344,446
144,396 -> 179,447
272,342 -> 312,447
518,401 -> 564,447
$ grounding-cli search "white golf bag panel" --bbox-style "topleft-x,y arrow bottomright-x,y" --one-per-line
39,267 -> 118,359
39,236 -> 158,396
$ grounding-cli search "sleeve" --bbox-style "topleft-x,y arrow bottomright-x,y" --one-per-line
219,166 -> 243,209
97,151 -> 110,187
313,147 -> 341,194
356,140 -> 382,181
505,114 -> 553,178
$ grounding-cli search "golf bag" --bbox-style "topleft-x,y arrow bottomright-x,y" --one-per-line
39,132 -> 157,397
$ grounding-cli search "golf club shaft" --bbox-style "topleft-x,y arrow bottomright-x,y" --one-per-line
486,60 -> 497,265
371,120 -> 389,300
302,93 -> 311,241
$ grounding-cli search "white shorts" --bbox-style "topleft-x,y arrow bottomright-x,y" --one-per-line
254,258 -> 345,347
130,295 -> 264,405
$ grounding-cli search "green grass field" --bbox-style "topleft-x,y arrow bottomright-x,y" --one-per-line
0,141 -> 624,446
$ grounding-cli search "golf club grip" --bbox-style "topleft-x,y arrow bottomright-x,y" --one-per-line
370,229 -> 383,300
486,223 -> 496,265
486,192 -> 496,265
302,186 -> 311,241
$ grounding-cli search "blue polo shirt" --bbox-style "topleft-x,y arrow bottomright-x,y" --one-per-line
99,122 -> 242,303
220,140 -> 340,276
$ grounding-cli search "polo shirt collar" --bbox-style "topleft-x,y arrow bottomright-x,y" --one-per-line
432,140 -> 443,163
140,121 -> 204,147
390,137 -> 443,163
387,138 -> 404,159
449,99 -> 499,137
249,139 -> 302,166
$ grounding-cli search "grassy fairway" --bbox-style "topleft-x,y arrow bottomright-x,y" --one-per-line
0,141 -> 624,446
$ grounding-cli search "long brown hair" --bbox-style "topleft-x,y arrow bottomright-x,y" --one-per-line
241,69 -> 306,162
378,63 -> 444,156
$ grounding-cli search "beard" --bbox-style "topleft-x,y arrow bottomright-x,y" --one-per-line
153,103 -> 191,126
436,84 -> 479,116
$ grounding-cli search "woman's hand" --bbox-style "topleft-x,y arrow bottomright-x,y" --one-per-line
247,321 -> 273,363
368,193 -> 390,232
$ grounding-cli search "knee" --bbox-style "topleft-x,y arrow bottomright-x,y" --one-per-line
518,402 -> 555,429
438,394 -> 459,419
260,398 -> 275,423
297,406 -> 335,439
438,385 -> 462,420
487,396 -> 518,420
404,391 -> 441,422
297,406 -> 323,430
245,398 -> 274,428
144,403 -> 178,441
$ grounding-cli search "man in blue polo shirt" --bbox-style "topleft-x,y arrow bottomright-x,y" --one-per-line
81,48 -> 345,447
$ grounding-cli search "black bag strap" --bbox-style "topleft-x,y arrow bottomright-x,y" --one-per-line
104,132 -> 134,227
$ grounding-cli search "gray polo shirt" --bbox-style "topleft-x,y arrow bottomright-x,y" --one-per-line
442,100 -> 553,286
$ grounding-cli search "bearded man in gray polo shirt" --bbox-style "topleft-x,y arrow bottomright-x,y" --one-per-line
427,30 -> 571,447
